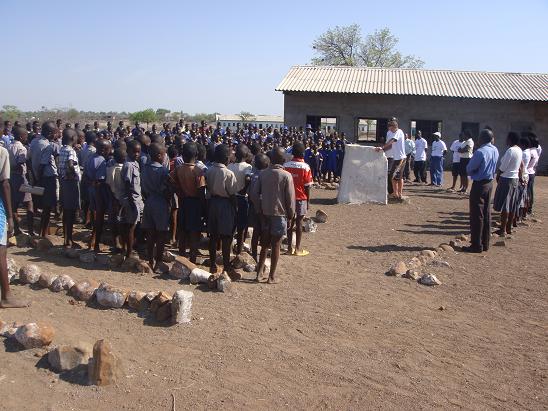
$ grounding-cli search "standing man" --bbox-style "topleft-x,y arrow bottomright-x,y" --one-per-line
458,129 -> 474,193
403,133 -> 415,182
375,119 -> 406,200
413,131 -> 428,183
463,129 -> 499,253
430,132 -> 447,187
449,133 -> 463,191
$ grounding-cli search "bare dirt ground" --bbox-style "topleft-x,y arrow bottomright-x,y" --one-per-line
1,172 -> 547,411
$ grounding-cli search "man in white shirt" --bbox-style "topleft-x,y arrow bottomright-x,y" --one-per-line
457,129 -> 474,193
375,118 -> 406,200
430,132 -> 447,186
403,134 -> 415,182
449,135 -> 462,191
413,131 -> 428,183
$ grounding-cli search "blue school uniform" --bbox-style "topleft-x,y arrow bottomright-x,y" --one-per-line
141,162 -> 170,232
327,149 -> 337,173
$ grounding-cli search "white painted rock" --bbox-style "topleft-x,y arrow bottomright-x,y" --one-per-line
420,250 -> 437,259
38,273 -> 58,288
7,258 -> 19,283
190,268 -> 214,285
169,257 -> 196,280
419,273 -> 442,286
231,252 -> 256,269
303,218 -> 317,233
14,323 -> 55,349
79,252 -> 96,264
243,263 -> 255,273
217,272 -> 232,292
48,343 -> 92,372
95,283 -> 128,308
19,264 -> 41,284
50,275 -> 75,292
171,290 -> 193,324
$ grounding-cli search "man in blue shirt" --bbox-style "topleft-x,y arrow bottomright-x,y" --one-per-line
463,129 -> 499,253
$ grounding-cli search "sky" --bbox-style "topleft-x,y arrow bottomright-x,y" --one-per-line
2,0 -> 547,116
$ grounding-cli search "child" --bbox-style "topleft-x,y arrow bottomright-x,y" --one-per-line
141,142 -> 171,273
106,148 -> 126,252
284,141 -> 312,257
58,128 -> 81,247
120,140 -> 144,260
227,144 -> 252,255
205,144 -> 238,276
8,126 -> 34,236
167,145 -> 180,245
248,153 -> 270,261
79,131 -> 97,228
253,147 -> 295,284
170,142 -> 206,263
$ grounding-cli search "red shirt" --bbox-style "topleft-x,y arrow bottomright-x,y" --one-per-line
284,157 -> 313,201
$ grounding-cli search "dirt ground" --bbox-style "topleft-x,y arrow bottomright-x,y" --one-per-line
1,172 -> 547,411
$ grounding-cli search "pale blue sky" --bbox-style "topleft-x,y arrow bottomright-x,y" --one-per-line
2,0 -> 547,115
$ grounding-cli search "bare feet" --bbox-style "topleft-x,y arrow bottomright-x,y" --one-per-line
0,296 -> 31,309
267,276 -> 279,284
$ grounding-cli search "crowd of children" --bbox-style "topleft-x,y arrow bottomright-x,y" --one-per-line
0,118 -> 322,296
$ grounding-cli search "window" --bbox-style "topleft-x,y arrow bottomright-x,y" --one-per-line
412,119 -> 442,143
461,122 -> 479,139
356,118 -> 389,143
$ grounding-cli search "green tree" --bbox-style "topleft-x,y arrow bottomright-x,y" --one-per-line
1,105 -> 22,122
130,109 -> 157,129
312,25 -> 424,68
155,108 -> 170,119
66,108 -> 79,121
238,111 -> 255,123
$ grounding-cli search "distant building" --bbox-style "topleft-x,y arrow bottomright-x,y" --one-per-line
276,65 -> 548,172
215,114 -> 285,131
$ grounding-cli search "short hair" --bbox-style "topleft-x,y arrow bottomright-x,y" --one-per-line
149,142 -> 165,159
196,143 -> 206,161
507,131 -> 520,146
235,144 -> 249,162
254,153 -> 270,170
127,140 -> 141,153
85,131 -> 97,145
182,142 -> 198,163
62,128 -> 76,145
167,144 -> 178,159
292,141 -> 305,158
41,121 -> 56,138
519,137 -> 531,149
478,129 -> 493,145
12,126 -> 27,141
271,147 -> 286,165
113,147 -> 127,164
214,144 -> 230,164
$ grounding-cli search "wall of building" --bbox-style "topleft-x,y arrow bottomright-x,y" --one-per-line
283,92 -> 548,172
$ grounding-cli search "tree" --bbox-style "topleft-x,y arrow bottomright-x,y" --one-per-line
155,108 -> 170,119
311,25 -> 424,68
238,111 -> 255,123
66,108 -> 79,121
130,109 -> 157,129
1,105 -> 22,122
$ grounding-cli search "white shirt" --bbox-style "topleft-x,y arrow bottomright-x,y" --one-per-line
460,138 -> 474,159
431,140 -> 447,157
450,140 -> 461,163
387,129 -> 405,161
499,146 -> 522,179
415,137 -> 428,161
527,148 -> 539,175
227,161 -> 252,193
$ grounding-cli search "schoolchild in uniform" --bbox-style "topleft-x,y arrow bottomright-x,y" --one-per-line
58,128 -> 81,247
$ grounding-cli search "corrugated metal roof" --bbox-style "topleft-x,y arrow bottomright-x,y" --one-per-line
275,66 -> 548,101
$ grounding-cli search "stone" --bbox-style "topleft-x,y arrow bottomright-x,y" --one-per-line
150,292 -> 171,314
388,261 -> 407,276
0,320 -> 8,335
135,261 -> 153,275
88,340 -> 121,386
64,248 -> 81,259
431,260 -> 451,268
230,252 -> 256,269
456,234 -> 469,242
19,264 -> 42,284
14,323 -> 55,349
15,233 -> 31,247
243,263 -> 255,273
79,252 -> 95,264
420,250 -> 437,259
121,256 -> 140,271
337,145 -> 387,205
439,244 -> 454,252
438,306 -> 446,311
217,271 -> 232,292
109,254 -> 125,268
127,291 -> 146,310
48,343 -> 92,372
7,258 -> 19,283
303,218 -> 317,233
403,269 -> 421,280
70,280 -> 99,302
32,237 -> 53,251
155,301 -> 172,322
171,290 -> 193,324
531,218 -> 542,223
449,240 -> 461,248
190,268 -> 215,285
50,275 -> 75,292
162,251 -> 177,263
315,209 -> 328,223
494,240 -> 506,247
95,283 -> 128,308
38,273 -> 58,289
419,273 -> 442,286
407,257 -> 422,268
169,256 -> 197,280
95,254 -> 111,266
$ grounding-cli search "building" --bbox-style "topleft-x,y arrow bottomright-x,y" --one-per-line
276,65 -> 548,171
215,114 -> 285,132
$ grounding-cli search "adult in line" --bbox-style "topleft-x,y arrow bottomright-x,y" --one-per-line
413,131 -> 428,184
448,133 -> 463,191
375,119 -> 406,200
457,129 -> 474,193
429,132 -> 447,187
403,133 -> 415,182
525,132 -> 540,215
0,143 -> 29,308
463,129 -> 499,253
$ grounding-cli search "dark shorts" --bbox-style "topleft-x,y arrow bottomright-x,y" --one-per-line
389,159 -> 406,181
10,173 -> 31,207
260,215 -> 287,245
296,199 -> 308,217
89,182 -> 111,212
142,196 -> 170,231
459,158 -> 470,178
179,197 -> 203,233
236,195 -> 249,230
451,162 -> 461,177
208,196 -> 235,237
120,198 -> 143,225
60,179 -> 81,210
41,176 -> 57,208
247,203 -> 260,230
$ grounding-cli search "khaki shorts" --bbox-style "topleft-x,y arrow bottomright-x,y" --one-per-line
390,159 -> 406,181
